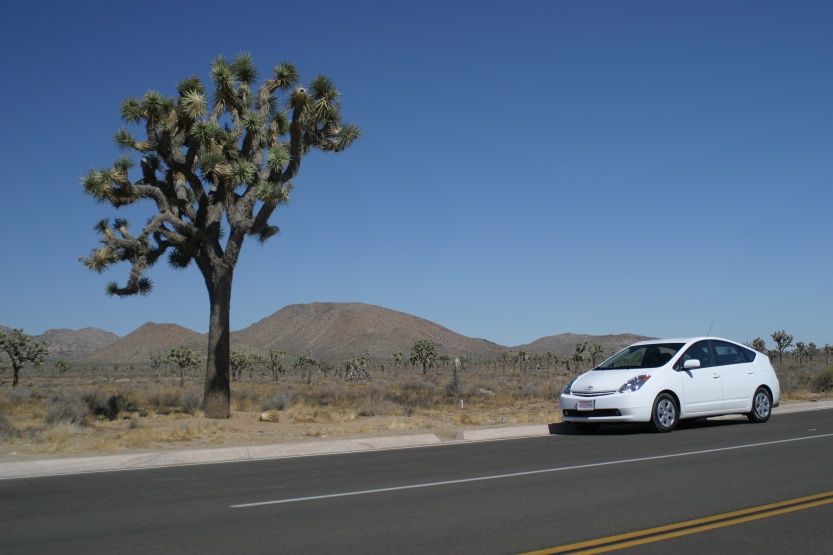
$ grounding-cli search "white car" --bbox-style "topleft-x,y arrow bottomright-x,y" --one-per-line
560,337 -> 780,433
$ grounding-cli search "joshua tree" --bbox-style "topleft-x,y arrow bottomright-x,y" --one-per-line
771,330 -> 793,367
588,343 -> 605,367
0,329 -> 48,387
806,342 -> 818,362
268,349 -> 287,381
229,351 -> 252,382
294,355 -> 317,384
167,346 -> 201,388
750,338 -> 767,354
55,360 -> 71,375
392,352 -> 404,374
79,54 -> 360,417
794,342 -> 807,365
572,342 -> 588,372
410,340 -> 438,375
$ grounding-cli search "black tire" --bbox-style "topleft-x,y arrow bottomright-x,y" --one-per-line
649,393 -> 678,433
747,387 -> 772,423
573,422 -> 601,434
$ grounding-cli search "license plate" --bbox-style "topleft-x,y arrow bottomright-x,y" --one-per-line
577,400 -> 594,411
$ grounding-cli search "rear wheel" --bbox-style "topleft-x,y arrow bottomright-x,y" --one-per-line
747,387 -> 772,423
649,393 -> 678,433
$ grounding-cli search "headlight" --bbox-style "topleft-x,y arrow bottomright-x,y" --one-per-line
562,378 -> 577,395
618,374 -> 651,393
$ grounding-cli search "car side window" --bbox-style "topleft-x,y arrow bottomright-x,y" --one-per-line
712,340 -> 746,366
679,340 -> 712,368
739,345 -> 757,362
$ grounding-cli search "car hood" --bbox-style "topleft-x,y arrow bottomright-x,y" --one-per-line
571,369 -> 648,393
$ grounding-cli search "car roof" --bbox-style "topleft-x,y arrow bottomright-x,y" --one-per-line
633,337 -> 738,346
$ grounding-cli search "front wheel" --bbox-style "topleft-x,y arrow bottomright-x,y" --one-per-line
649,393 -> 678,433
747,387 -> 772,423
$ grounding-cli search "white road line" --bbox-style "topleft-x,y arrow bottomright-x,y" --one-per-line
231,432 -> 833,508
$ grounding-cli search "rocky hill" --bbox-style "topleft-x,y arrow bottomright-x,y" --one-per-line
79,323 -> 206,364
233,302 -> 506,362
0,326 -> 119,359
515,332 -> 652,359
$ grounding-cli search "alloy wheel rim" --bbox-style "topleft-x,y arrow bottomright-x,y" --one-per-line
658,400 -> 675,427
756,393 -> 771,418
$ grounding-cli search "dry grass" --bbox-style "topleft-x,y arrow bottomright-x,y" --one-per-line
1,359 -> 830,461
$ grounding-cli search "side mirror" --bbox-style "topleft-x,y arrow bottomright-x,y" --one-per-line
683,359 -> 701,370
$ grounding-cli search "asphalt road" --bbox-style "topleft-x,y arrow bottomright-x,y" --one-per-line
2,410 -> 832,554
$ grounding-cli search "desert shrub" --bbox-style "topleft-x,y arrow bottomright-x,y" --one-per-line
231,388 -> 262,412
0,412 -> 17,440
261,392 -> 294,412
389,380 -> 443,409
181,390 -> 201,415
81,391 -> 135,421
357,395 -> 405,417
143,387 -> 183,414
45,394 -> 89,426
811,366 -> 833,393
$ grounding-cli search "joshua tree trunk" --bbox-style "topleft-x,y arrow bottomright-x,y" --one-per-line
202,269 -> 233,418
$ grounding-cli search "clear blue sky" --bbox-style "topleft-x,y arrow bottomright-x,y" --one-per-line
1,0 -> 830,350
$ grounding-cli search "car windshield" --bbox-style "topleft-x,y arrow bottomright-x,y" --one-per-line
596,343 -> 684,370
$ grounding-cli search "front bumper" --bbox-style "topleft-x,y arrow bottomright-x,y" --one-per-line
559,392 -> 653,423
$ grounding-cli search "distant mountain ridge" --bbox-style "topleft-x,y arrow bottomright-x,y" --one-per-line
3,303 -> 650,364
0,326 -> 119,359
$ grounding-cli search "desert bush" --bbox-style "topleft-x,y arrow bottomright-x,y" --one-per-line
181,390 -> 201,415
143,386 -> 184,414
45,394 -> 89,426
80,391 -> 136,421
138,386 -> 200,415
388,380 -> 444,410
0,412 -> 18,440
357,396 -> 405,417
811,366 -> 833,393
261,392 -> 294,412
231,387 -> 263,412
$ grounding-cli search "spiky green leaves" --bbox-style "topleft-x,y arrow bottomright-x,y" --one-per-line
81,169 -> 114,202
231,160 -> 257,185
181,90 -> 207,119
120,97 -> 143,123
324,123 -> 362,152
106,277 -> 153,297
168,248 -> 193,269
308,75 -> 340,122
191,121 -> 222,144
176,76 -> 205,97
114,128 -> 137,150
271,110 -> 290,136
210,56 -> 233,85
266,145 -> 290,172
272,63 -> 299,91
255,181 -> 290,204
241,112 -> 264,132
80,247 -> 116,273
232,52 -> 258,84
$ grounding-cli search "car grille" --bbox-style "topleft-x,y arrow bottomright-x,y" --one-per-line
563,409 -> 622,417
572,391 -> 616,397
